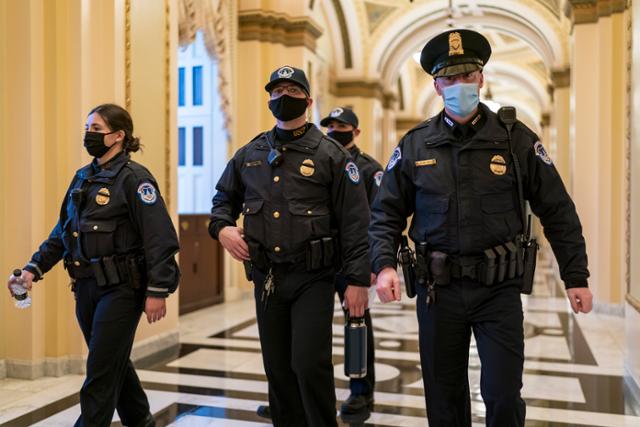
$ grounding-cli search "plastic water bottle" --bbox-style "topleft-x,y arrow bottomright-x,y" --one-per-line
10,269 -> 31,309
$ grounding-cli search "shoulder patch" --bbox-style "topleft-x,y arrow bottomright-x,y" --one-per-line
534,141 -> 553,165
137,182 -> 158,205
374,170 -> 383,187
387,147 -> 402,171
345,161 -> 360,184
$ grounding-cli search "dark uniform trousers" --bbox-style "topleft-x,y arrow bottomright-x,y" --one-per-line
334,272 -> 375,396
416,279 -> 525,427
73,278 -> 150,427
252,263 -> 338,427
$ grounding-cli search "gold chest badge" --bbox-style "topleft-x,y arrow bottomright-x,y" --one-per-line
449,32 -> 464,56
490,155 -> 507,176
300,159 -> 315,177
95,187 -> 111,205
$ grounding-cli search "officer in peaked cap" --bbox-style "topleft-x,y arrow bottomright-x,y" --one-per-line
420,28 -> 492,77
210,65 -> 371,427
369,28 -> 592,427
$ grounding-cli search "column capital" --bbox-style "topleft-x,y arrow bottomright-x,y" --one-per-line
238,11 -> 323,52
565,0 -> 628,25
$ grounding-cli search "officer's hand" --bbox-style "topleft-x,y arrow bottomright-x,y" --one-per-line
567,287 -> 593,314
219,226 -> 250,261
376,267 -> 401,303
344,285 -> 368,318
7,270 -> 35,297
145,297 -> 167,323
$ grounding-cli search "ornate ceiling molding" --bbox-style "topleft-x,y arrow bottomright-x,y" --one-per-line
237,11 -> 323,52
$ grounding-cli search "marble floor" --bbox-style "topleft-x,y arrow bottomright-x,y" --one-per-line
1,254 -> 640,427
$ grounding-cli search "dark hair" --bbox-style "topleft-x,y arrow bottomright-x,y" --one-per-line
88,103 -> 141,153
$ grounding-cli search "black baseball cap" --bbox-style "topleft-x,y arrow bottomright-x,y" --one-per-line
420,29 -> 491,77
320,107 -> 359,128
264,65 -> 310,95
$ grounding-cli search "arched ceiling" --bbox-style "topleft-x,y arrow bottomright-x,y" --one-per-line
320,0 -> 570,125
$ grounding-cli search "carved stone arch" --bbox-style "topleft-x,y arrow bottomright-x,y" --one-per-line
368,0 -> 568,92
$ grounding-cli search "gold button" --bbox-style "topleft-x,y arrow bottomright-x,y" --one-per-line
307,210 -> 312,215
74,261 -> 80,267
246,208 -> 251,213
282,147 -> 287,152
273,176 -> 280,183
274,246 -> 281,253
93,225 -> 98,230
273,211 -> 280,219
72,231 -> 79,237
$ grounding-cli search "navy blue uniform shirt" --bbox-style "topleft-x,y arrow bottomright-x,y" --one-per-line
210,124 -> 371,287
25,151 -> 180,297
369,103 -> 589,288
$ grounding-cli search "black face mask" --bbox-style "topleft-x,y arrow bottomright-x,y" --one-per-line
84,130 -> 117,158
327,130 -> 354,146
268,95 -> 308,121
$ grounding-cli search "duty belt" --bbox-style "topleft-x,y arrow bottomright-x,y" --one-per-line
416,239 -> 521,286
64,253 -> 146,288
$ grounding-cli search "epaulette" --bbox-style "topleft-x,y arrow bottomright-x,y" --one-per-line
405,118 -> 432,135
124,159 -> 154,180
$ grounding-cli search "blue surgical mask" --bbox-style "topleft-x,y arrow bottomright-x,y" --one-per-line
441,82 -> 479,118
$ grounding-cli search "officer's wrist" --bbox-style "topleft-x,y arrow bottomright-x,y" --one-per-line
564,280 -> 588,289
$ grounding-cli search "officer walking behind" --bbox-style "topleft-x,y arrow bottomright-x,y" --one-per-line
7,104 -> 180,427
321,107 -> 382,419
209,66 -> 371,427
369,30 -> 593,427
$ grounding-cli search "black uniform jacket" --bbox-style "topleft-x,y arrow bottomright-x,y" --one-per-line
209,125 -> 371,287
348,145 -> 384,205
25,152 -> 180,298
369,104 -> 589,288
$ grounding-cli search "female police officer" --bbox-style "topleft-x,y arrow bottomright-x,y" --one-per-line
6,103 -> 180,427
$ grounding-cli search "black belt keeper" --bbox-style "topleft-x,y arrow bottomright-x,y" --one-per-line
307,239 -> 323,270
90,258 -> 108,287
494,245 -> 507,283
504,241 -> 518,280
482,248 -> 497,285
321,237 -> 335,268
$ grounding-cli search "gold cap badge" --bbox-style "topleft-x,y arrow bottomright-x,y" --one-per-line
300,159 -> 315,177
449,32 -> 464,56
96,187 -> 111,205
490,155 -> 507,176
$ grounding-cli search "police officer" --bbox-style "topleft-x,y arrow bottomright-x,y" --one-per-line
369,30 -> 593,427
321,107 -> 382,419
209,66 -> 370,427
7,103 -> 180,427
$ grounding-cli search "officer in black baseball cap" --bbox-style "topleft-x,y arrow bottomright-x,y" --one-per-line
320,107 -> 359,128
264,65 -> 310,95
420,29 -> 491,77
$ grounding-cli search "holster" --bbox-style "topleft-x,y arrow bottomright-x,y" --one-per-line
429,251 -> 450,285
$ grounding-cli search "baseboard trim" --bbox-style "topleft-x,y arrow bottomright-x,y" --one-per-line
4,329 -> 179,379
5,359 -> 45,380
45,356 -> 86,377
